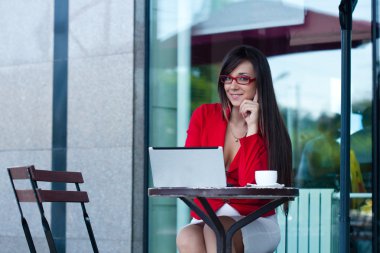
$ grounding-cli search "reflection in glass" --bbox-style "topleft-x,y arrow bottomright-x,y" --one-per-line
296,113 -> 341,188
148,1 -> 374,252
351,105 -> 372,189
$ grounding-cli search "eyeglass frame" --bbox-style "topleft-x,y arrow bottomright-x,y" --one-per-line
219,75 -> 256,85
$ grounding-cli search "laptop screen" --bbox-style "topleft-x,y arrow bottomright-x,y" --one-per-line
149,147 -> 226,187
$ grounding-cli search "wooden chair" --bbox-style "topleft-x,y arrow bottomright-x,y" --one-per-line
8,165 -> 99,253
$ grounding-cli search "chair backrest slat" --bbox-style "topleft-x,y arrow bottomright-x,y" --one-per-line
30,168 -> 84,183
8,166 -> 31,180
37,189 -> 89,203
16,190 -> 37,202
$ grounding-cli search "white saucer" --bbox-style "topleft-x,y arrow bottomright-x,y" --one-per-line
246,183 -> 285,188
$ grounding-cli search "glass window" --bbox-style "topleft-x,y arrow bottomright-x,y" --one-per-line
148,1 -> 374,252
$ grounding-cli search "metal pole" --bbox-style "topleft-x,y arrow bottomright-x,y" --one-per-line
340,28 -> 351,253
371,0 -> 380,251
338,0 -> 357,252
52,0 -> 69,252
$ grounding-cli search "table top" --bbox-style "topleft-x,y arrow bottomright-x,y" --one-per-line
148,187 -> 299,199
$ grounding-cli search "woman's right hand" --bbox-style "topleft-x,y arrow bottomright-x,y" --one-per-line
240,90 -> 259,135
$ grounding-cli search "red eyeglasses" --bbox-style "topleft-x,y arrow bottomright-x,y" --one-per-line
219,75 -> 256,85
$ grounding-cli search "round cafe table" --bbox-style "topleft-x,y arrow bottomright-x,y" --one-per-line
148,186 -> 299,253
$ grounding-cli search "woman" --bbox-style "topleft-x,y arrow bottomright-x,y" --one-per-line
176,45 -> 292,253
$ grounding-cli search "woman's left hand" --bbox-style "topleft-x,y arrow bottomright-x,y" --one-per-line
240,91 -> 259,135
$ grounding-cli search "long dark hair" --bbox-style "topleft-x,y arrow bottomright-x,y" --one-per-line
218,45 -> 292,187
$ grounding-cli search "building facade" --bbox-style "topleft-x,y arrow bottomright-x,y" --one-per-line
0,0 -> 378,253
1,0 -> 146,252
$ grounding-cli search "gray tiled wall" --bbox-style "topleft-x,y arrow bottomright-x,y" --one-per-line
0,1 -> 136,252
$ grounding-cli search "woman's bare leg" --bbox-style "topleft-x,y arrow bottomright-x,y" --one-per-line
177,223 -> 207,253
203,216 -> 244,253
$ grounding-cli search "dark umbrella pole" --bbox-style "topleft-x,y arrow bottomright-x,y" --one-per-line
371,0 -> 380,252
339,0 -> 357,252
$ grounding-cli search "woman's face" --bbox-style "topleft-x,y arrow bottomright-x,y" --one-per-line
224,60 -> 257,107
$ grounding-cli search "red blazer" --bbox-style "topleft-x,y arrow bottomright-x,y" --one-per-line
185,103 -> 275,219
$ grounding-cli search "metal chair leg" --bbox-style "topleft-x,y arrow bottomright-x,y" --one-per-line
41,216 -> 58,253
21,217 -> 37,253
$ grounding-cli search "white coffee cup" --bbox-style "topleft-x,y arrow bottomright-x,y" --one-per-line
255,170 -> 278,185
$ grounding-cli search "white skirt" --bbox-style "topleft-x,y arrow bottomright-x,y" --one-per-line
189,203 -> 280,253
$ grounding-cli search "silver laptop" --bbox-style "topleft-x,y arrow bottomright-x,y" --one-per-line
148,147 -> 226,187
